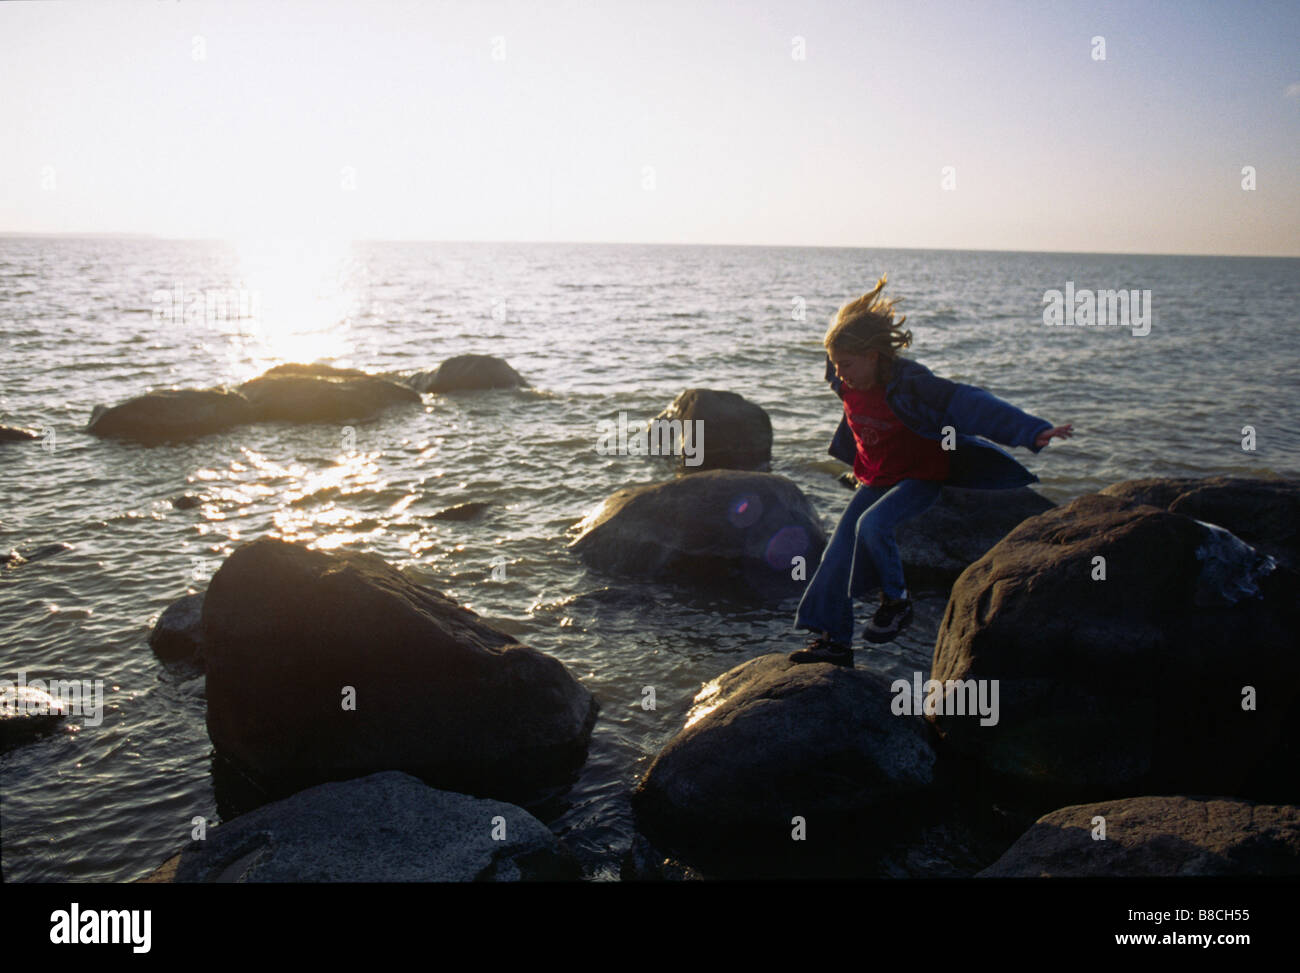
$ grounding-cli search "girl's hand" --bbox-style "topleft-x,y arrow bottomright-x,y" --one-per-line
1034,424 -> 1074,449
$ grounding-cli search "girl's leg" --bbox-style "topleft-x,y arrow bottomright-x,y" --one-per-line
794,483 -> 888,643
853,478 -> 943,600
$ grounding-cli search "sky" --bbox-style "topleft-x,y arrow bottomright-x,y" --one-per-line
1,0 -> 1297,255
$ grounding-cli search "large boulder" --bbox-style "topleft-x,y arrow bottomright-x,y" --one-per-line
201,537 -> 598,803
1100,475 -> 1300,573
407,355 -> 526,393
237,362 -> 419,422
140,771 -> 580,882
977,795 -> 1300,877
929,489 -> 1300,811
570,470 -> 825,598
632,653 -> 940,877
651,389 -> 772,472
87,388 -> 253,443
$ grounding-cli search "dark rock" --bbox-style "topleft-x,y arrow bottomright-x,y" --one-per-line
2,542 -> 72,570
978,795 -> 1300,877
1100,474 -> 1300,573
201,537 -> 598,802
620,833 -> 705,881
431,501 -> 493,522
171,494 -> 204,510
87,388 -> 253,444
0,685 -> 67,752
570,470 -> 826,599
407,354 -> 527,393
149,593 -> 207,664
632,653 -> 939,877
930,489 -> 1300,810
651,389 -> 772,472
138,771 -> 581,882
237,362 -> 419,423
0,425 -> 38,442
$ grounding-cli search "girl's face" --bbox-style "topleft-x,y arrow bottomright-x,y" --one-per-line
829,349 -> 878,390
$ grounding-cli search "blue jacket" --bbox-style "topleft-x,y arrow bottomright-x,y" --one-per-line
826,355 -> 1053,490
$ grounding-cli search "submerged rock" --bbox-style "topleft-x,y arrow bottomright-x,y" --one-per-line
148,592 -> 206,664
570,470 -> 825,599
0,425 -> 39,442
2,542 -> 72,570
201,537 -> 598,802
407,354 -> 526,393
237,362 -> 419,423
632,653 -> 940,877
87,388 -> 253,444
651,389 -> 772,472
0,685 -> 67,752
978,795 -> 1300,877
431,501 -> 493,522
930,489 -> 1300,809
139,771 -> 580,882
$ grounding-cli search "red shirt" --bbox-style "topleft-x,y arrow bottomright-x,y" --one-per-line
841,382 -> 951,486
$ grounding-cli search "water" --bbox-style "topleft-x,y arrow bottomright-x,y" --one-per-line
2,238 -> 1297,881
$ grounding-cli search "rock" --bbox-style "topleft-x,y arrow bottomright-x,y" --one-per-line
0,425 -> 38,442
651,389 -> 772,471
977,795 -> 1300,877
138,771 -> 580,882
171,494 -> 204,510
2,542 -> 72,570
431,501 -> 493,522
201,537 -> 598,802
632,653 -> 939,877
570,470 -> 826,599
237,362 -> 419,423
0,685 -> 67,752
620,833 -> 705,881
407,354 -> 526,393
149,593 -> 206,664
1100,475 -> 1300,573
87,388 -> 253,444
930,490 -> 1300,810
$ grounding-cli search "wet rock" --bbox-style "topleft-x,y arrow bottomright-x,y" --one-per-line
620,833 -> 705,881
570,470 -> 825,599
978,795 -> 1300,877
237,362 -> 419,423
87,388 -> 253,444
0,425 -> 38,442
407,354 -> 527,393
171,494 -> 205,510
632,653 -> 940,877
431,501 -> 493,522
1100,474 -> 1300,573
0,685 -> 67,752
2,542 -> 73,570
201,537 -> 598,803
139,771 -> 580,882
930,490 -> 1300,810
149,592 -> 207,664
651,389 -> 772,472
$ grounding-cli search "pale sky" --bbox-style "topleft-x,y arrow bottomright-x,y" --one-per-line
2,0 -> 1297,255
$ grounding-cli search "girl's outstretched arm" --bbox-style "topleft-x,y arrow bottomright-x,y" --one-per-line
1033,424 -> 1074,449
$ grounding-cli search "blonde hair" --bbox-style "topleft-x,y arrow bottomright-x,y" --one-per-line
823,274 -> 913,363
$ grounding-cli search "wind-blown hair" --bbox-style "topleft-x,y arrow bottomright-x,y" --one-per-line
823,274 -> 913,365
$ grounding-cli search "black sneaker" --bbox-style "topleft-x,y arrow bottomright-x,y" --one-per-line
789,633 -> 853,667
864,595 -> 913,644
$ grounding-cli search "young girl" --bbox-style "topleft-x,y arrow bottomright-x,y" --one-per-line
791,275 -> 1073,666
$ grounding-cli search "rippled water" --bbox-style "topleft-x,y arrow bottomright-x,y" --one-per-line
2,238 -> 1297,881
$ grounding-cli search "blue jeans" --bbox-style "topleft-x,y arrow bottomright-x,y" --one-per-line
794,478 -> 942,644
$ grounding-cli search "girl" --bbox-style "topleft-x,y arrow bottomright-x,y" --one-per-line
790,275 -> 1073,665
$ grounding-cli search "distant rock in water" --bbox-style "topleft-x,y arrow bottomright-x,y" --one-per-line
200,537 -> 598,803
0,685 -> 67,753
149,592 -> 207,664
632,654 -> 940,877
570,470 -> 826,599
0,425 -> 39,442
930,487 -> 1300,810
87,388 -> 253,444
171,494 -> 205,510
3,542 -> 73,570
407,354 -> 527,393
652,389 -> 772,472
237,362 -> 419,423
431,501 -> 493,521
978,795 -> 1300,877
139,771 -> 581,882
